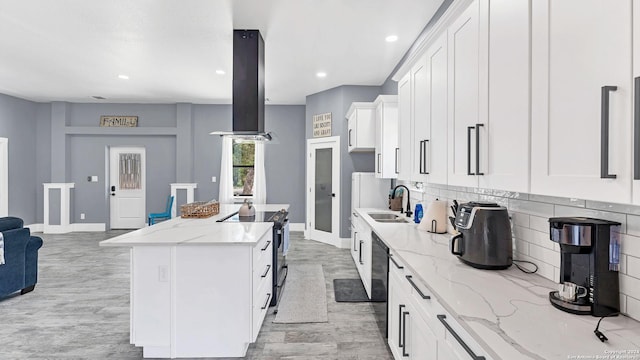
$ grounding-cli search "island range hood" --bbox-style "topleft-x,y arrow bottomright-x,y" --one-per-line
210,29 -> 272,141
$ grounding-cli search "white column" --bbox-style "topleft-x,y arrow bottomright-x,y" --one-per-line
170,183 -> 197,218
43,183 -> 75,234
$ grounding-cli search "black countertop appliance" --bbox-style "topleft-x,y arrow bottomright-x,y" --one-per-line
450,202 -> 513,270
548,217 -> 621,317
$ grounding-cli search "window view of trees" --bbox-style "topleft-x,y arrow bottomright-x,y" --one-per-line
232,140 -> 255,196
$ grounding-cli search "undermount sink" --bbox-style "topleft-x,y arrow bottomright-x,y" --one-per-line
368,213 -> 408,223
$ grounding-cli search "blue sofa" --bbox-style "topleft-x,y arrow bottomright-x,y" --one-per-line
0,217 -> 43,298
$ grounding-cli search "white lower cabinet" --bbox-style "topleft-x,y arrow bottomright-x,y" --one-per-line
350,214 -> 372,298
388,250 -> 492,360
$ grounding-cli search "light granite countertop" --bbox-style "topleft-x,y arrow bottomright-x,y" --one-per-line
355,207 -> 640,360
100,203 -> 289,247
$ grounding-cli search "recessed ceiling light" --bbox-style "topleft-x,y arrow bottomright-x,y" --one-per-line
91,96 -> 106,100
118,74 -> 129,80
316,72 -> 327,78
216,70 -> 225,75
385,35 -> 398,42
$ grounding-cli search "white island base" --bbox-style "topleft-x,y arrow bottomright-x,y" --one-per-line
100,204 -> 285,358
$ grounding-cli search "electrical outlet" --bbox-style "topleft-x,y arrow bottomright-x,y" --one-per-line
211,176 -> 217,183
80,213 -> 85,220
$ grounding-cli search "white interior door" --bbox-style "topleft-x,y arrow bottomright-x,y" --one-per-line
0,138 -> 7,217
306,136 -> 340,246
109,146 -> 146,229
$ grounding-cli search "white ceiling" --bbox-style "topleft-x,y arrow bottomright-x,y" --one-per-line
0,0 -> 444,105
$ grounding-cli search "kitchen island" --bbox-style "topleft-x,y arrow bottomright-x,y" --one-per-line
100,203 -> 289,359
355,208 -> 640,360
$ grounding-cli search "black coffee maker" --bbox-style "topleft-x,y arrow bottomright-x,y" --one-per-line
548,217 -> 621,317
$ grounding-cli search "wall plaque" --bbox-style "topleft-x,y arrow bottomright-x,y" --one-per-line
312,113 -> 332,137
100,116 -> 138,127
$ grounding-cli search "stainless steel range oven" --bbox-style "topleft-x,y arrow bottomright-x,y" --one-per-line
217,209 -> 289,307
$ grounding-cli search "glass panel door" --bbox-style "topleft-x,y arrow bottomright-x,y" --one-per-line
314,148 -> 332,232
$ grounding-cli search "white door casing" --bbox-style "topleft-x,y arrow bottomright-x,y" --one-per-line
109,146 -> 146,229
0,138 -> 7,217
306,136 -> 340,247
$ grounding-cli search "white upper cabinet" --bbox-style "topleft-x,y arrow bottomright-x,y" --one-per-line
425,32 -> 449,185
374,95 -> 399,179
633,4 -> 640,204
447,0 -> 482,188
412,54 -> 430,183
398,73 -> 413,181
530,0 -> 632,204
346,103 -> 376,153
478,0 -> 530,193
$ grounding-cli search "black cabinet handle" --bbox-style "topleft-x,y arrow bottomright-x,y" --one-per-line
398,304 -> 405,349
352,212 -> 359,218
406,275 -> 430,299
261,293 -> 271,310
437,314 -> 486,360
388,253 -> 404,269
424,140 -> 429,175
349,129 -> 352,147
353,232 -> 358,251
418,140 -> 424,174
419,140 -> 429,174
395,148 -> 399,174
261,265 -> 271,278
601,86 -> 618,179
635,78 -> 640,179
402,311 -> 410,357
451,233 -> 463,256
377,153 -> 381,173
475,124 -> 484,175
261,240 -> 271,251
467,126 -> 475,175
359,240 -> 364,264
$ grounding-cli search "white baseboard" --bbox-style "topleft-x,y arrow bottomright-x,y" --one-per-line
289,223 -> 305,232
339,237 -> 351,249
72,223 -> 106,232
25,223 -> 44,233
28,223 -> 106,234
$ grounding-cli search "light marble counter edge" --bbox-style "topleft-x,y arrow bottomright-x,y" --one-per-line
99,204 -> 289,247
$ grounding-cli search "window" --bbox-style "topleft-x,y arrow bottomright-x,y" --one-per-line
232,139 -> 255,196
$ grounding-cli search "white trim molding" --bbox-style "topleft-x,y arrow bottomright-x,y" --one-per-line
288,223 -> 305,232
27,223 -> 108,234
43,183 -> 75,234
170,183 -> 197,218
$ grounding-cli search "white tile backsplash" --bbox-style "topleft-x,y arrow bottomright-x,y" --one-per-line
508,199 -> 554,217
626,296 -> 640,320
529,215 -> 549,233
421,183 -> 640,320
626,255 -> 640,280
620,274 -> 640,300
511,212 -> 530,228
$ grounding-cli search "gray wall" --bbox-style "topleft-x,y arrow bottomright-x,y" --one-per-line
264,105 -> 306,223
305,85 -> 383,238
35,103 -> 52,223
0,93 -> 39,224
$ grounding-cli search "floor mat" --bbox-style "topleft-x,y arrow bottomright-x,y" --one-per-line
273,263 -> 328,323
333,278 -> 386,302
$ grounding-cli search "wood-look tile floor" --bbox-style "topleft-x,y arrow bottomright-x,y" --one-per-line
0,231 -> 392,360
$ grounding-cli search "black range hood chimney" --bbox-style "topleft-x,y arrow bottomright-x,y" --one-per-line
211,29 -> 272,141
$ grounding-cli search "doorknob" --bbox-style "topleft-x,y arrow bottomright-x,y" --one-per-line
330,193 -> 335,197
111,185 -> 116,196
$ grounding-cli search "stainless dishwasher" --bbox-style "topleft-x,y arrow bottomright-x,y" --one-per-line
371,232 -> 389,338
